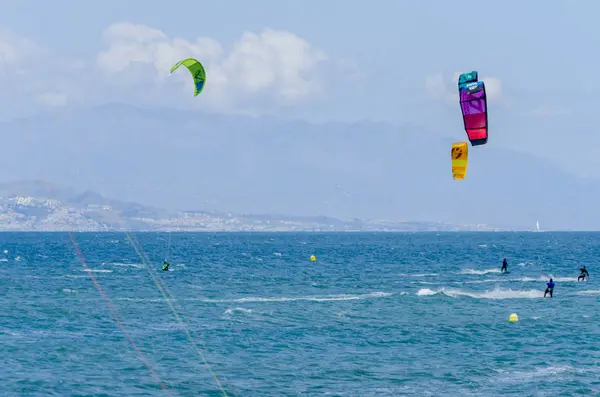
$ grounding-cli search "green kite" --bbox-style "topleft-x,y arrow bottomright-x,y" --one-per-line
170,58 -> 206,96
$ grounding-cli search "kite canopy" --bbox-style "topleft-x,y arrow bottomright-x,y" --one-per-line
458,71 -> 478,91
451,141 -> 468,180
170,58 -> 206,96
459,81 -> 488,146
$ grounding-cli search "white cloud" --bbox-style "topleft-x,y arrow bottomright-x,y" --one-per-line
0,29 -> 37,72
425,74 -> 455,102
103,22 -> 167,44
479,77 -> 502,101
37,92 -> 67,107
96,22 -> 328,110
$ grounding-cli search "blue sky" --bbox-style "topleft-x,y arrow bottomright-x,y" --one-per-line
1,0 -> 600,178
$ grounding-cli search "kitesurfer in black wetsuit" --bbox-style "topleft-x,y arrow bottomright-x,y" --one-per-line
501,258 -> 508,273
578,266 -> 589,281
544,279 -> 555,298
162,261 -> 169,271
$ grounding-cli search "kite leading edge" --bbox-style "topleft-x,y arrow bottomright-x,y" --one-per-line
170,58 -> 206,97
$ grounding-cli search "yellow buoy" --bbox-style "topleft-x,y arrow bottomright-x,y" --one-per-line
310,255 -> 316,262
509,313 -> 518,323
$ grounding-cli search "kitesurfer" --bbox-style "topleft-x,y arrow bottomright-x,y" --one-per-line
162,261 -> 169,271
501,258 -> 508,273
544,278 -> 555,298
578,266 -> 589,282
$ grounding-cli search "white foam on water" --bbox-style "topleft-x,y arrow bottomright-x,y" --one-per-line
416,288 -> 438,296
118,297 -> 171,302
416,277 -> 545,285
224,307 -> 253,315
199,291 -> 394,304
458,268 -> 501,275
111,263 -> 145,269
540,274 -> 579,282
501,365 -> 587,383
117,292 -> 396,305
417,287 -> 544,299
576,290 -> 600,295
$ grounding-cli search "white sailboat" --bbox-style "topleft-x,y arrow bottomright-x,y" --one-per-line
536,220 -> 540,232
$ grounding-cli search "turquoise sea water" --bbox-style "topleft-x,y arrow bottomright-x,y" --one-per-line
3,232 -> 600,396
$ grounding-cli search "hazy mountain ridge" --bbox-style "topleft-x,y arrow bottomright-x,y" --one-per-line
0,181 -> 502,231
1,103 -> 599,229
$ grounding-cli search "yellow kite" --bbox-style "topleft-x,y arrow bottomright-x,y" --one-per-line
451,142 -> 468,180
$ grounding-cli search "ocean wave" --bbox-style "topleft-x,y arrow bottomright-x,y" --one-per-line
458,268 -> 501,275
499,365 -> 592,383
116,292 -> 396,304
224,307 -> 254,315
540,275 -> 580,282
417,287 -> 544,299
576,290 -> 600,295
199,291 -> 394,304
117,297 -> 169,302
415,276 -> 548,285
398,273 -> 439,277
110,263 -> 145,268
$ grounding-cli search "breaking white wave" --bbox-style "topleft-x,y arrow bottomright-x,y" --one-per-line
399,273 -> 439,277
540,275 -> 580,282
458,268 -> 501,275
200,291 -> 394,304
118,297 -> 170,302
576,290 -> 600,295
224,307 -> 254,315
110,263 -> 145,269
498,365 -> 593,383
415,277 -> 535,285
417,287 -> 544,299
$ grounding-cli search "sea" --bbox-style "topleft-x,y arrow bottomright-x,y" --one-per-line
2,232 -> 600,396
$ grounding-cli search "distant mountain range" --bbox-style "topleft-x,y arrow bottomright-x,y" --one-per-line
0,181 -> 503,232
1,102 -> 599,230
